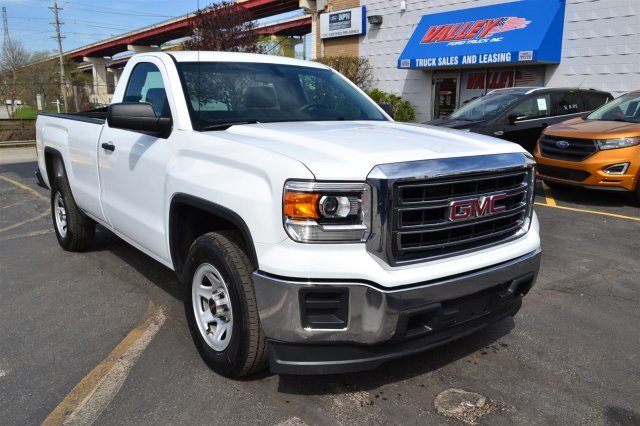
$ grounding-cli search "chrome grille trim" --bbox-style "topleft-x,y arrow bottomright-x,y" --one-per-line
366,153 -> 536,267
397,220 -> 525,252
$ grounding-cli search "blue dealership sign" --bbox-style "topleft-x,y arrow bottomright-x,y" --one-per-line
398,0 -> 566,69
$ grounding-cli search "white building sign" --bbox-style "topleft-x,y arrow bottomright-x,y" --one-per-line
320,6 -> 366,39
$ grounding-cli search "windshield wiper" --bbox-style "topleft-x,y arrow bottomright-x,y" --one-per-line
200,120 -> 261,131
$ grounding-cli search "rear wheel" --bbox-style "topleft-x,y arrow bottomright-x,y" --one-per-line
51,176 -> 95,251
183,231 -> 267,378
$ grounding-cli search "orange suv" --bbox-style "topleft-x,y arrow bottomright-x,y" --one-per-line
535,90 -> 640,201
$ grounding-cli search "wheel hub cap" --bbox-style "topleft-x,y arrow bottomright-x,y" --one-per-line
192,263 -> 233,351
54,191 -> 67,238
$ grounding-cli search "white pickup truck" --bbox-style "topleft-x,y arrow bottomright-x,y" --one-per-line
36,52 -> 541,377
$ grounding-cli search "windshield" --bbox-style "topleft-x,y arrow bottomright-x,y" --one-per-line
176,62 -> 387,130
586,92 -> 640,123
449,93 -> 523,121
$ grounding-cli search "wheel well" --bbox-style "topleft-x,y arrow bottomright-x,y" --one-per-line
44,148 -> 65,185
169,196 -> 258,276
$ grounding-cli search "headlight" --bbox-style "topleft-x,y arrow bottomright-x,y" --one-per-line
283,181 -> 370,243
596,137 -> 640,150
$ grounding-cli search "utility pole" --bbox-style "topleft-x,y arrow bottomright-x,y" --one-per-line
50,1 -> 68,112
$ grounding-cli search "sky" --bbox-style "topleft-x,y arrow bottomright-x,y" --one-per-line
2,0 -> 303,55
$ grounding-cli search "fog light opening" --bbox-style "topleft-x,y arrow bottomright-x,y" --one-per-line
603,163 -> 630,175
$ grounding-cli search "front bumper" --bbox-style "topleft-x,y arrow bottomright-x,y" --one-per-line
253,248 -> 541,374
534,145 -> 640,191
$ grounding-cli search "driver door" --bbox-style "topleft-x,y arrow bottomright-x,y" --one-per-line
98,59 -> 174,262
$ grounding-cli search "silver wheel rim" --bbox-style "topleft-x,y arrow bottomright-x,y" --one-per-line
54,191 -> 67,239
192,263 -> 234,351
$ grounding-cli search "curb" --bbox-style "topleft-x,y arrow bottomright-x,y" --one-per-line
0,140 -> 36,148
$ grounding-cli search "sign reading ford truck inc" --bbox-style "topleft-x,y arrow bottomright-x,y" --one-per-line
398,0 -> 566,69
320,6 -> 366,39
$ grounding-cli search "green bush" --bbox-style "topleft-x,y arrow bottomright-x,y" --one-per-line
366,88 -> 416,122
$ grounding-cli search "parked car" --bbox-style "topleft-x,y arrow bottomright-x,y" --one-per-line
426,87 -> 613,153
535,90 -> 640,201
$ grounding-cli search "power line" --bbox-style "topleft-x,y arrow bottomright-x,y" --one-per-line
60,0 -> 176,17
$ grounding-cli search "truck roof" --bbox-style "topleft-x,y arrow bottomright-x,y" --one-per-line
153,51 -> 329,70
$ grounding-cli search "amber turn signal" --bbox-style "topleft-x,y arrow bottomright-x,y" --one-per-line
284,192 -> 321,219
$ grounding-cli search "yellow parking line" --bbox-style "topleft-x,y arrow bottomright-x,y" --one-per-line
541,182 -> 557,207
0,210 -> 50,233
43,302 -> 166,425
0,175 -> 48,201
535,202 -> 640,222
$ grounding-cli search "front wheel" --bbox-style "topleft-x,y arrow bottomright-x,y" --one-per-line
51,176 -> 95,251
183,231 -> 267,377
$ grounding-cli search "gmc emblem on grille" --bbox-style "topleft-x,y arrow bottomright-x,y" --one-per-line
448,193 -> 507,221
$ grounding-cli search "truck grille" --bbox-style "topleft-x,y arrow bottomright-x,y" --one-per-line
539,135 -> 598,162
391,169 -> 530,263
366,154 -> 535,267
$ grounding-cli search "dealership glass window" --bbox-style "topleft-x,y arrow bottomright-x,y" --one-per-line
510,94 -> 551,120
458,66 -> 546,106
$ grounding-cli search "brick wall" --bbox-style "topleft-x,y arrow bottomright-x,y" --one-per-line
322,0 -> 361,57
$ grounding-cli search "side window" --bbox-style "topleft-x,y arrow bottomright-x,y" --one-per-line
510,95 -> 551,120
553,91 -> 584,115
582,92 -> 611,111
123,62 -> 170,118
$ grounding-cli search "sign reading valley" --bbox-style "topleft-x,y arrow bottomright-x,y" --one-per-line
421,17 -> 531,46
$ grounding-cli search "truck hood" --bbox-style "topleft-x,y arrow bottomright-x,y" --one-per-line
209,121 -> 525,180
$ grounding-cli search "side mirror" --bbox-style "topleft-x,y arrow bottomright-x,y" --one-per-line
508,113 -> 526,124
379,103 -> 395,120
107,102 -> 172,138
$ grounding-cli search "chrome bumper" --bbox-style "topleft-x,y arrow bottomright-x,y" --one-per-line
252,248 -> 541,346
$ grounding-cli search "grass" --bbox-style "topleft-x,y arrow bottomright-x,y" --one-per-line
13,107 -> 38,119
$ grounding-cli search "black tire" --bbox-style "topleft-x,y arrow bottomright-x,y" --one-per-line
51,176 -> 95,251
183,231 -> 267,378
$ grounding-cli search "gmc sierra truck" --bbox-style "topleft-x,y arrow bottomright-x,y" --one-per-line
36,52 -> 541,377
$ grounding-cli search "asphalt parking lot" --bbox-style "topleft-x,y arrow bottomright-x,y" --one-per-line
1,147 -> 639,425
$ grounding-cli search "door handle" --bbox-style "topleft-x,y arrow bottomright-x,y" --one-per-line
101,142 -> 115,152
494,131 -> 504,136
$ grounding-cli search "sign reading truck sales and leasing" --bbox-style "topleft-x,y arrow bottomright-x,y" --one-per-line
398,0 -> 566,69
320,6 -> 366,39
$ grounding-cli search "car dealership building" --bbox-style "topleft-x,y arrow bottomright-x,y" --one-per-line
313,0 -> 639,121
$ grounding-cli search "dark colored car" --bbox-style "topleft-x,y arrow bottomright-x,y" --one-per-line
426,87 -> 613,152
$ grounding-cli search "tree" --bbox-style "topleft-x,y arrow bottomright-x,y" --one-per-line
314,56 -> 374,90
184,1 -> 264,53
0,39 -> 29,116
16,51 -> 58,109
